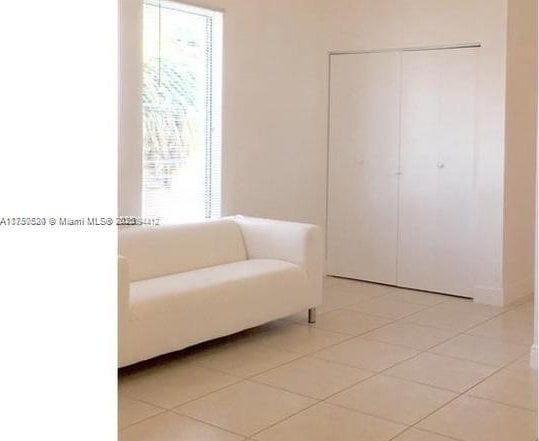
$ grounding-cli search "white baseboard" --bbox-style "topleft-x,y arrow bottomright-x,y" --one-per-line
530,345 -> 538,370
473,279 -> 533,307
505,277 -> 534,305
473,285 -> 504,306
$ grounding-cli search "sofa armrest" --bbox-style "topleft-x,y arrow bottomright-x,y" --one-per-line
118,255 -> 130,324
235,216 -> 324,281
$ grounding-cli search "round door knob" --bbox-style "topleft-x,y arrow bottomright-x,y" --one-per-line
437,162 -> 445,169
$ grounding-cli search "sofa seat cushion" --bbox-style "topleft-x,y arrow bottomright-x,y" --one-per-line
125,259 -> 311,361
130,258 -> 304,319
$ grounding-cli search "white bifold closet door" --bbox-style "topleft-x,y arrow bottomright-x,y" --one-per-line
397,48 -> 477,296
326,47 -> 478,296
326,52 -> 401,284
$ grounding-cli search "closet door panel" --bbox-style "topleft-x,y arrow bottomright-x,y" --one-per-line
397,48 -> 477,295
327,52 -> 401,283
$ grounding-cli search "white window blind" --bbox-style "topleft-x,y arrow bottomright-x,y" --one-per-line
142,1 -> 222,223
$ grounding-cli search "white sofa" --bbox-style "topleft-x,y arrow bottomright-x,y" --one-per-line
118,216 -> 323,367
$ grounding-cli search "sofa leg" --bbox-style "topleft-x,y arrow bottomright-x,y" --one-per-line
308,308 -> 317,324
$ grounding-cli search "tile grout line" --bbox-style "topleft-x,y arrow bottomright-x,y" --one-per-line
424,346 -> 531,369
464,394 -> 538,413
388,426 -> 466,441
305,296 -> 535,436
120,391 -> 250,437
247,348 -> 532,441
118,407 -> 168,432
314,290 -> 522,441
312,294 -> 536,440
391,341 -> 536,440
256,301 -> 532,396
339,299 -> 435,318
119,283 -> 535,438
287,284 -> 442,324
170,408 -> 249,438
124,301 -> 523,392
121,321 -> 530,435
245,348 -> 432,439
376,312 -> 532,394
173,286 -> 445,439
199,306 -> 415,380
120,374 -> 246,424
119,308 -> 397,432
247,399 -> 323,440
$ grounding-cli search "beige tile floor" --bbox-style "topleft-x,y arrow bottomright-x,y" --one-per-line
119,277 -> 538,441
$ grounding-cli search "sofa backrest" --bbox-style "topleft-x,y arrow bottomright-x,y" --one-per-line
119,218 -> 247,281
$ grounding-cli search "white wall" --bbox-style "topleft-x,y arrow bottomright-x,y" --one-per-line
118,0 -> 142,217
214,0 -> 329,224
119,0 -> 535,306
503,0 -> 537,305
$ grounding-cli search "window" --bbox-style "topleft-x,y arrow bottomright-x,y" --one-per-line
142,1 -> 222,223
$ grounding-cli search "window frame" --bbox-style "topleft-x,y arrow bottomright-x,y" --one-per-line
141,0 -> 223,223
